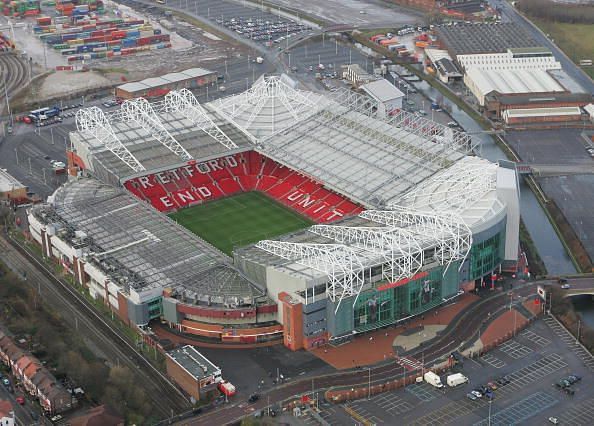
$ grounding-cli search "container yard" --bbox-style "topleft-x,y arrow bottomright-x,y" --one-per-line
33,6 -> 171,64
2,0 -> 40,17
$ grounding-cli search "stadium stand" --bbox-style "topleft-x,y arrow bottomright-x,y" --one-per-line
123,152 -> 362,223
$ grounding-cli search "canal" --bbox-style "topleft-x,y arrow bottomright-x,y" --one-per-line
412,80 -> 576,276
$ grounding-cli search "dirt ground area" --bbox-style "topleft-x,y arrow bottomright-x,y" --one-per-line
311,293 -> 479,369
6,0 -> 245,102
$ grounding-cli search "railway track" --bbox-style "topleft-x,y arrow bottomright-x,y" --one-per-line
0,234 -> 191,419
0,52 -> 28,98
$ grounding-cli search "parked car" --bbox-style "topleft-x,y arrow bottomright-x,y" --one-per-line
466,392 -> 478,401
2,378 -> 9,387
471,390 -> 483,398
548,417 -> 559,424
248,393 -> 260,403
15,396 -> 25,405
487,382 -> 498,391
561,283 -> 571,289
567,375 -> 581,384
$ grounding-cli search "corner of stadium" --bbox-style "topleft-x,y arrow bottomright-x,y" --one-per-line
27,75 -> 521,352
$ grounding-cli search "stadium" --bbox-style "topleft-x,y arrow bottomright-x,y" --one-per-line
27,75 -> 520,350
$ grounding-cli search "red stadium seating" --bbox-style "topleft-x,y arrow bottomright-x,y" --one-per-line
124,151 -> 360,223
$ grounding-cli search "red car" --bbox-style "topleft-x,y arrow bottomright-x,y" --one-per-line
15,396 -> 25,405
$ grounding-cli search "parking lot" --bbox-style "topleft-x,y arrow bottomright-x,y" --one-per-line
310,317 -> 594,425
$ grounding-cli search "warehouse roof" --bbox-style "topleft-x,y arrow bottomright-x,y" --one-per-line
466,68 -> 565,97
181,68 -> 216,78
361,79 -> 405,103
503,106 -> 582,119
436,23 -> 539,57
486,91 -> 592,106
0,168 -> 26,193
116,68 -> 216,94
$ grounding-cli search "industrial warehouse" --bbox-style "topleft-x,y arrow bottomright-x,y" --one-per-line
27,75 -> 520,351
426,23 -> 592,124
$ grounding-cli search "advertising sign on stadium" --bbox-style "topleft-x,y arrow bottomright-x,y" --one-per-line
377,271 -> 429,291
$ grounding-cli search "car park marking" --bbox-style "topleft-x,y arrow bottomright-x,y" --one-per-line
408,353 -> 567,425
480,353 -> 506,368
346,403 -> 383,424
473,391 -> 558,426
497,340 -> 533,359
519,329 -> 551,347
543,316 -> 594,371
405,383 -> 438,402
559,397 -> 594,425
364,392 -> 415,415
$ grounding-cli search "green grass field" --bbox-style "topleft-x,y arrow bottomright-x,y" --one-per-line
170,192 -> 314,255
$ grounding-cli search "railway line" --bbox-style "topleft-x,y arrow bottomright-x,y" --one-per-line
0,234 -> 191,420
0,52 -> 28,98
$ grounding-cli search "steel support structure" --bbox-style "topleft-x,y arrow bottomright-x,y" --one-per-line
255,240 -> 368,312
164,89 -> 237,150
309,225 -> 424,284
395,159 -> 497,214
75,106 -> 145,173
212,75 -> 320,138
121,97 -> 193,160
359,207 -> 472,275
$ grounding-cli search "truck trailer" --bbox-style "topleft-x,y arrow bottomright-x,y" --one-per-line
424,371 -> 444,388
447,373 -> 469,387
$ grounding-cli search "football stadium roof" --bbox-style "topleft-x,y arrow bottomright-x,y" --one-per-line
67,75 -> 506,307
33,178 -> 264,303
73,75 -> 478,207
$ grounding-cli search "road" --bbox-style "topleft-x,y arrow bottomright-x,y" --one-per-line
0,234 -> 191,421
492,0 -> 594,93
187,281 -> 539,425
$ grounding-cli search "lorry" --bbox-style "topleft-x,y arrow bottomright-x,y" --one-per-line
446,373 -> 469,387
424,371 -> 444,389
218,381 -> 236,397
256,56 -> 264,64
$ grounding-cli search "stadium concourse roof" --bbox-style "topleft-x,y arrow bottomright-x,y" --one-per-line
33,178 -> 264,302
73,75 -> 477,208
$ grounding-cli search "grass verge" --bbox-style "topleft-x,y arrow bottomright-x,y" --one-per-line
531,19 -> 594,80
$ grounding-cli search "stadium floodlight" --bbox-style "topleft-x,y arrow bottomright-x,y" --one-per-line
309,225 -> 424,284
164,89 -> 238,150
360,207 -> 472,275
121,97 -> 193,161
255,240 -> 367,313
75,107 -> 145,173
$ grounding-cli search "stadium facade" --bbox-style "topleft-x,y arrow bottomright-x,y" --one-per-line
27,75 -> 520,350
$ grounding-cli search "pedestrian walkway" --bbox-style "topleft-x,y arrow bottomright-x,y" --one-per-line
311,293 -> 479,369
395,356 -> 423,371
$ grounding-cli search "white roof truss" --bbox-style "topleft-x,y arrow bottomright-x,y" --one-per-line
309,225 -> 424,285
164,89 -> 237,150
121,97 -> 193,160
75,106 -> 145,173
359,207 -> 472,276
255,240 -> 367,312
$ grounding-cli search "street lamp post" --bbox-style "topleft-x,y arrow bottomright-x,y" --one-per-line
368,367 -> 371,400
488,398 -> 492,426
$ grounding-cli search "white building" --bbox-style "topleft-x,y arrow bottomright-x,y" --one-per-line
464,68 -> 566,106
457,48 -> 561,73
360,78 -> 405,117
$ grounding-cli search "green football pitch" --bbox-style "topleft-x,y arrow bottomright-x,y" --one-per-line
169,192 -> 314,255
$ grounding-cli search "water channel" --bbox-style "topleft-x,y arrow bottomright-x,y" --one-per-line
412,80 -> 576,276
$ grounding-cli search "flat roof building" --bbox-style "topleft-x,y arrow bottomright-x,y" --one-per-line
361,78 -> 405,117
115,68 -> 217,100
165,346 -> 222,401
0,168 -> 27,203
